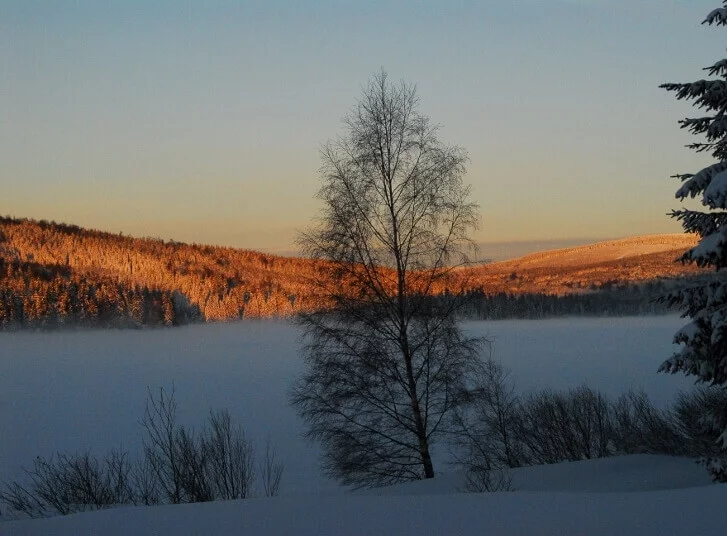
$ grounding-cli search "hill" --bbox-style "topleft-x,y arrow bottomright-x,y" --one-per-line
489,234 -> 697,269
0,216 -> 332,327
0,217 -> 706,328
462,234 -> 703,296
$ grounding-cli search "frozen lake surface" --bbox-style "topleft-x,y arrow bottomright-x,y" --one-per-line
0,316 -> 694,494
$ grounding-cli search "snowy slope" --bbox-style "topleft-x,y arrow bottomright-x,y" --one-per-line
4,455 -> 724,536
492,234 -> 698,269
4,486 -> 724,536
359,454 -> 713,496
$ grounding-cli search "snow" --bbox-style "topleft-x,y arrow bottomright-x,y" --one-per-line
360,455 -> 712,496
690,229 -> 723,259
2,317 -> 720,534
704,169 -> 727,208
676,320 -> 700,343
3,455 -> 724,536
0,317 -> 695,496
705,7 -> 727,25
675,161 -> 727,200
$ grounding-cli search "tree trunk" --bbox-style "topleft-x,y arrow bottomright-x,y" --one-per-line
400,330 -> 435,479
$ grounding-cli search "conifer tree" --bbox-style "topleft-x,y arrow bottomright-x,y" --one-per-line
660,1 -> 727,481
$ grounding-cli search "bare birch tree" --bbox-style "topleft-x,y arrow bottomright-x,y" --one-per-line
292,70 -> 483,487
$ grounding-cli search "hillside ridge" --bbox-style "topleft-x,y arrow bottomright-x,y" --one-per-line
0,216 -> 705,327
490,234 -> 697,270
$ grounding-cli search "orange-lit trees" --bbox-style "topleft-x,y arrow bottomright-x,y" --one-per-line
291,71 -> 482,487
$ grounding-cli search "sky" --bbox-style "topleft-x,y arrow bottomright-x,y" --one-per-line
2,0 -> 725,255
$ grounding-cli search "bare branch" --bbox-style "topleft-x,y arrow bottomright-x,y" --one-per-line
293,70 -> 483,487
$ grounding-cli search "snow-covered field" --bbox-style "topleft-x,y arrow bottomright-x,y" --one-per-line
3,315 -> 720,535
3,455 -> 723,535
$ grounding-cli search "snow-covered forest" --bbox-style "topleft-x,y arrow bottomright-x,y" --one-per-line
0,217 -> 702,329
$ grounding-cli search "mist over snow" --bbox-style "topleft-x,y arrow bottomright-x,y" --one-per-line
0,316 -> 694,495
4,316 -> 725,535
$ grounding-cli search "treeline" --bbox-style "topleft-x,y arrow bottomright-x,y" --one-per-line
0,216 -> 702,329
0,216 -> 330,327
0,258 -> 200,329
460,281 -> 675,320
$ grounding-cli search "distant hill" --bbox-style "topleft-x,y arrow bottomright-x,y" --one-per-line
491,235 -> 698,269
462,235 -> 703,296
0,217 -> 706,328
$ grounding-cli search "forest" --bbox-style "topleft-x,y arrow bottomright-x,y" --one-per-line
0,216 -> 705,329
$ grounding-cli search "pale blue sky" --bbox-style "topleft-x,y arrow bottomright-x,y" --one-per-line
1,1 -> 723,253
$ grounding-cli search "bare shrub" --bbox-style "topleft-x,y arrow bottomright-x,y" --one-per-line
463,465 -> 513,493
453,362 -> 727,489
130,457 -> 160,506
672,387 -> 727,456
174,426 -> 213,503
141,389 -> 259,503
611,390 -> 682,455
469,359 -> 525,469
672,386 -> 727,480
2,388 -> 282,518
259,437 -> 284,497
451,358 -> 524,490
0,450 -> 133,518
141,386 -> 185,504
515,386 -> 613,464
203,410 -> 255,500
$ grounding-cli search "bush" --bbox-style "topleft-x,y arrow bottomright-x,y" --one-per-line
451,359 -> 521,491
0,388 -> 284,519
672,387 -> 727,457
140,388 -> 258,503
673,387 -> 727,482
453,360 -> 727,489
515,386 -> 613,465
0,450 -> 133,518
610,390 -> 681,455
